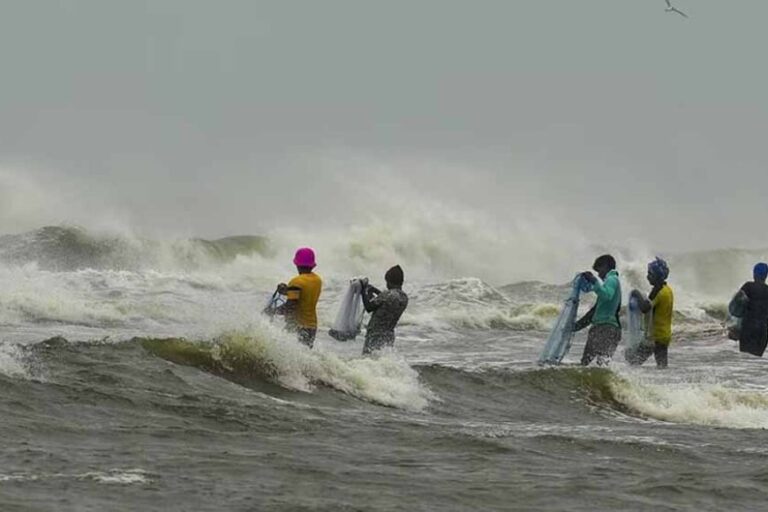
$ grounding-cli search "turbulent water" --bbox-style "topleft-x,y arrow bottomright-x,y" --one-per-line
2,226 -> 768,511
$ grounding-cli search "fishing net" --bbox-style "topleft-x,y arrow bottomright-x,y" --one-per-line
538,274 -> 592,364
263,290 -> 286,317
625,292 -> 648,350
329,278 -> 366,341
727,290 -> 748,341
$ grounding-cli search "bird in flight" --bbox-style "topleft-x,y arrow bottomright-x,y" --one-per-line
665,0 -> 688,18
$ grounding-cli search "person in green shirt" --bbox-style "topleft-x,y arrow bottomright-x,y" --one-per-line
627,257 -> 674,368
575,254 -> 622,366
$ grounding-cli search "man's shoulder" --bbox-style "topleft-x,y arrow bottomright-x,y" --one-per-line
657,284 -> 673,304
379,289 -> 408,301
289,273 -> 322,286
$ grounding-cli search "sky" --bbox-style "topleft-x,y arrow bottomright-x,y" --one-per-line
1,0 -> 767,252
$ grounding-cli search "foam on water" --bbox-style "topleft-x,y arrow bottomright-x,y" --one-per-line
0,469 -> 148,485
144,320 -> 433,411
610,372 -> 768,429
0,343 -> 32,379
405,277 -> 560,331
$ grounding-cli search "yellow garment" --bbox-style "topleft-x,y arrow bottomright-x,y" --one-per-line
649,284 -> 674,345
286,272 -> 322,328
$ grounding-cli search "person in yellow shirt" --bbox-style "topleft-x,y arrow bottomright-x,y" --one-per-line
628,257 -> 674,368
274,247 -> 322,348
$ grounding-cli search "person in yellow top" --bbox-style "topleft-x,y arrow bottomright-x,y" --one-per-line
628,257 -> 674,368
274,247 -> 323,348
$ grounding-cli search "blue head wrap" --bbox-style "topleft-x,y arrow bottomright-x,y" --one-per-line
647,257 -> 670,282
754,262 -> 768,280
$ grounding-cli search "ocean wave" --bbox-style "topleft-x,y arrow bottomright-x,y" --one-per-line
140,324 -> 433,411
609,373 -> 768,429
403,302 -> 560,331
418,364 -> 768,429
0,468 -> 148,485
0,225 -> 270,272
404,278 -> 560,330
0,343 -> 34,379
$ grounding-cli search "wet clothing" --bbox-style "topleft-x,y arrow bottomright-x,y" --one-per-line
580,324 -> 621,366
297,328 -> 317,349
626,283 -> 674,368
626,342 -> 668,368
362,288 -> 408,355
648,284 -> 674,345
590,270 -> 622,328
576,270 -> 622,365
738,281 -> 768,357
285,272 -> 322,329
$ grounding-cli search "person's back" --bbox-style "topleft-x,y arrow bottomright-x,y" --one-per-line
366,288 -> 408,346
739,262 -> 768,357
286,271 -> 323,330
362,265 -> 408,355
275,247 -> 323,348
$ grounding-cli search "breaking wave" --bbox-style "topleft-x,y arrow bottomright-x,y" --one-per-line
418,364 -> 768,430
609,373 -> 768,429
0,226 -> 270,272
140,324 -> 433,411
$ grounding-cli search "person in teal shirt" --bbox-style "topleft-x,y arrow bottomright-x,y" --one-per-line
574,254 -> 622,366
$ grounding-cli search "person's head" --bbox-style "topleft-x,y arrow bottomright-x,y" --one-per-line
592,254 -> 616,279
647,257 -> 670,286
293,247 -> 316,274
385,265 -> 404,289
754,262 -> 768,283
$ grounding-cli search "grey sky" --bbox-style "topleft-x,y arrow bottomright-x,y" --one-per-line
1,0 -> 766,251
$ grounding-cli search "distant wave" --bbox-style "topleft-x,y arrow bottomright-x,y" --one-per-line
404,278 -> 560,330
0,226 -> 270,271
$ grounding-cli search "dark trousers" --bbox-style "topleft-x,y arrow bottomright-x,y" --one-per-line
297,328 -> 317,349
739,319 -> 768,357
362,332 -> 395,355
626,342 -> 669,368
581,324 -> 621,366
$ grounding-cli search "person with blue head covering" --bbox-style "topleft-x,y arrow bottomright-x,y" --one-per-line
736,262 -> 768,357
626,257 -> 674,368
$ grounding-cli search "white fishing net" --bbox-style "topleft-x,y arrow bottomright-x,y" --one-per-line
329,278 -> 365,341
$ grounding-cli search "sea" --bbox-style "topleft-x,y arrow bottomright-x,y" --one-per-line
1,225 -> 767,511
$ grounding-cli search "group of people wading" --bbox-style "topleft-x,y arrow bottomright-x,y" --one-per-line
268,247 -> 408,356
573,254 -> 768,368
266,247 -> 768,367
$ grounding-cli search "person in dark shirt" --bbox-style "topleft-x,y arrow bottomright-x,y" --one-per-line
360,265 -> 409,355
738,262 -> 768,357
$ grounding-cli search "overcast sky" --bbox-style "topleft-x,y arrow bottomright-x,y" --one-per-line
1,0 -> 766,252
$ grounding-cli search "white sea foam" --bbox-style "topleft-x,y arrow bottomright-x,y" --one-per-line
610,373 -> 768,429
0,468 -> 148,484
0,343 -> 31,379
204,321 -> 433,411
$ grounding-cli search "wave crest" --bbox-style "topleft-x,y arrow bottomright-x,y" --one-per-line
0,226 -> 270,271
140,326 -> 432,410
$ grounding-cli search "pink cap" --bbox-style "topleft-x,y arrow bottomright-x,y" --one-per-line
293,247 -> 316,268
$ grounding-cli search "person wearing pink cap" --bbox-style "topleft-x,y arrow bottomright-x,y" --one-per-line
274,247 -> 323,347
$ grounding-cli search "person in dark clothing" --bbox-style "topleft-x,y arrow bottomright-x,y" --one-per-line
738,262 -> 768,357
361,265 -> 409,355
575,254 -> 622,366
